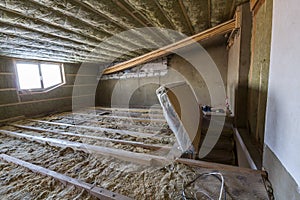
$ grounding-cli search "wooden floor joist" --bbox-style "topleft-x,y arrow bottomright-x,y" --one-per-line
103,19 -> 236,74
30,119 -> 158,138
10,124 -> 171,151
0,130 -> 169,166
0,154 -> 132,200
92,107 -> 163,113
91,109 -> 165,118
176,158 -> 266,176
62,116 -> 164,131
72,112 -> 166,123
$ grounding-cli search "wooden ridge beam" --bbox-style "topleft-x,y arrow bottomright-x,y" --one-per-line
103,19 -> 236,74
29,119 -> 159,138
10,124 -> 171,151
0,154 -> 132,200
0,130 -> 169,166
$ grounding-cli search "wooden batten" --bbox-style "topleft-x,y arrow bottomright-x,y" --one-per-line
93,106 -> 163,113
102,19 -> 236,75
0,154 -> 132,200
72,112 -> 166,123
10,123 -> 171,151
0,130 -> 169,166
62,116 -> 164,132
30,119 -> 157,138
250,0 -> 266,16
176,158 -> 266,176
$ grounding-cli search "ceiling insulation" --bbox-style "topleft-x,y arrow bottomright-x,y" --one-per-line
0,0 -> 248,63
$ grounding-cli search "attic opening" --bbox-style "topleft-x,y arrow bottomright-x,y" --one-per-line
15,61 -> 65,93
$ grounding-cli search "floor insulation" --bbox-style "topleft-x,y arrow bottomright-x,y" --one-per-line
0,107 -> 270,199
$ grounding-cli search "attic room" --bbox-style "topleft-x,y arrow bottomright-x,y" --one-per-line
0,0 -> 299,199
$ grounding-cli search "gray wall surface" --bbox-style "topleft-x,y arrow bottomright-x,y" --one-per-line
0,57 -> 96,122
96,42 -> 228,108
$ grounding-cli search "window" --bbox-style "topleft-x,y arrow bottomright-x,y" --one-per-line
16,61 -> 65,92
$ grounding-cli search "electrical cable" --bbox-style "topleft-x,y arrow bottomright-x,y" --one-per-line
181,172 -> 226,200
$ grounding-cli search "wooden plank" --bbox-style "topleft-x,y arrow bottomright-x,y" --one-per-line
74,111 -> 165,120
30,119 -> 159,138
0,94 -> 94,108
73,113 -> 166,123
0,72 -> 14,75
79,108 -> 165,119
103,19 -> 236,74
233,128 -> 257,170
10,124 -> 171,151
0,88 -> 17,92
0,130 -> 169,166
176,158 -> 266,176
62,116 -> 164,132
251,0 -> 266,15
0,154 -> 132,200
0,115 -> 24,124
250,0 -> 259,10
178,0 -> 194,34
93,106 -> 163,113
90,108 -> 165,118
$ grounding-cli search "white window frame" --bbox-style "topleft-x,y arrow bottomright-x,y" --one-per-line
15,60 -> 66,94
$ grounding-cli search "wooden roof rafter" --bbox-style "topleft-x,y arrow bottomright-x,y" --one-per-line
103,19 -> 236,75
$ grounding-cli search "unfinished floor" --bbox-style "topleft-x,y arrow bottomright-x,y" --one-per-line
0,107 -> 270,199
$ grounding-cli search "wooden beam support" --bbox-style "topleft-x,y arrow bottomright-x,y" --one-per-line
178,0 -> 194,34
74,111 -> 165,120
0,94 -> 95,108
0,154 -> 132,200
207,0 -> 211,28
0,116 -> 25,124
251,0 -> 266,16
93,106 -> 163,113
176,158 -> 267,176
10,124 -> 171,151
72,113 -> 166,123
62,116 -> 164,132
30,119 -> 159,138
0,130 -> 169,166
103,19 -> 236,74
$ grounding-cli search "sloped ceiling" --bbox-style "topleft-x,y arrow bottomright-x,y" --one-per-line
0,0 -> 248,63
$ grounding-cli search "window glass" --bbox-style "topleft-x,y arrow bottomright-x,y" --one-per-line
16,61 -> 64,91
40,64 -> 62,88
16,63 -> 41,90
